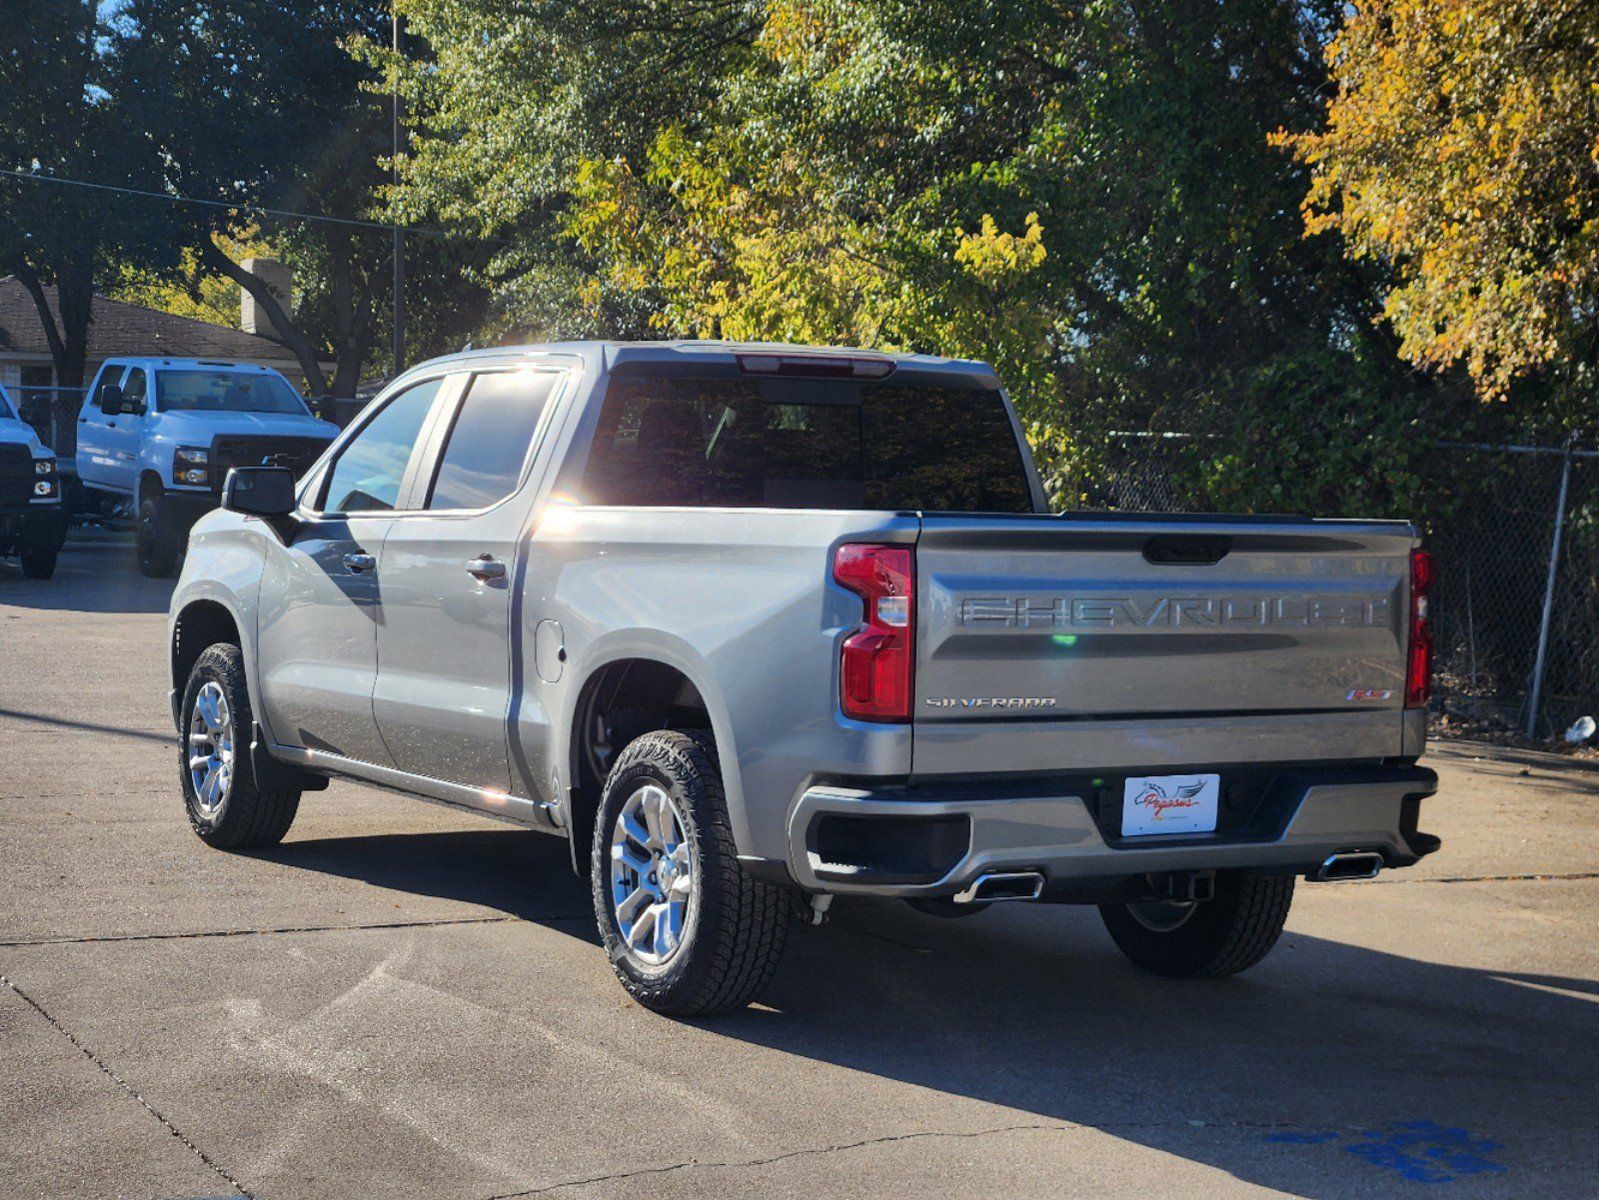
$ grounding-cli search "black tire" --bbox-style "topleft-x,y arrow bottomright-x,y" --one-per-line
1099,872 -> 1294,978
19,541 -> 57,579
591,730 -> 789,1016
179,643 -> 300,849
137,493 -> 180,578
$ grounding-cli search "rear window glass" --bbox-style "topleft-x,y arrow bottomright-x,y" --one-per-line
579,375 -> 1032,512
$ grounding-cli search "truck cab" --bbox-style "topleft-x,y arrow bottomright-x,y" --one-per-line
76,357 -> 339,576
0,382 -> 67,579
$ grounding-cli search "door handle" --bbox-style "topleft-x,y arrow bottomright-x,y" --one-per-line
466,554 -> 506,581
342,552 -> 376,573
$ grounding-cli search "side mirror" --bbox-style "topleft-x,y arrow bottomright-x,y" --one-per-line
98,383 -> 123,415
222,466 -> 297,519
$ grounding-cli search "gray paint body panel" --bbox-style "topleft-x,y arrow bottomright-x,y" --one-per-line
170,339 -> 1431,897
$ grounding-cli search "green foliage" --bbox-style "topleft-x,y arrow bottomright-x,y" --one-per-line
379,0 -> 1518,515
0,1 -> 190,391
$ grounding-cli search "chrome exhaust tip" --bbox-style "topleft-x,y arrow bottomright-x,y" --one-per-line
1313,851 -> 1384,882
953,871 -> 1046,904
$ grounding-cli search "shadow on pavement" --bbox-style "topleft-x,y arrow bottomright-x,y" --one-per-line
255,823 -> 1598,1195
0,706 -> 176,744
253,827 -> 597,933
0,536 -> 173,613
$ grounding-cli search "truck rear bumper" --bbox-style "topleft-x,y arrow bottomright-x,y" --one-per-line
784,764 -> 1439,898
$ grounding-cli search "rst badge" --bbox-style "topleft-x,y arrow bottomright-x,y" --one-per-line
1122,774 -> 1221,837
1346,688 -> 1394,702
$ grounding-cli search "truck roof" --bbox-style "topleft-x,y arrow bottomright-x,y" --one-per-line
394,340 -> 1000,388
98,356 -> 288,373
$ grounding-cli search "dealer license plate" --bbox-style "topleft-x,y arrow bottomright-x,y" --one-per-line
1121,774 -> 1221,837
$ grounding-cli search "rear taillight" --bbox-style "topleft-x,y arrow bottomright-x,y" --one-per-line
1406,548 -> 1434,708
833,543 -> 914,722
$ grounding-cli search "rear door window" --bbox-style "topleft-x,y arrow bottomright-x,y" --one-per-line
580,375 -> 1033,512
423,369 -> 560,511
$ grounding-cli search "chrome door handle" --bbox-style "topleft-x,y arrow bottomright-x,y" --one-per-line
342,552 -> 376,573
466,555 -> 505,581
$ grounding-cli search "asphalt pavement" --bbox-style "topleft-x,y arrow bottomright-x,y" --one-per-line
2,534 -> 1596,1199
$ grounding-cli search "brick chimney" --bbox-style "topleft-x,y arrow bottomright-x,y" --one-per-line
240,257 -> 294,340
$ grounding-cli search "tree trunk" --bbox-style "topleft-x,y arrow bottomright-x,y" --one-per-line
10,255 -> 93,454
198,241 -> 330,395
325,229 -> 378,399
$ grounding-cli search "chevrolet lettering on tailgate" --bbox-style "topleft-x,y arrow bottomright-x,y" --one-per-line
957,594 -> 1393,629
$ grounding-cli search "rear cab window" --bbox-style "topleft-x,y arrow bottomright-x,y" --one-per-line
579,372 -> 1034,513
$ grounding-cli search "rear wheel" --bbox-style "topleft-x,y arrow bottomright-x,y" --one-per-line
137,493 -> 180,578
1100,872 -> 1294,978
180,643 -> 300,849
591,730 -> 789,1016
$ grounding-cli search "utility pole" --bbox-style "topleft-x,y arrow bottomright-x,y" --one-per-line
391,6 -> 405,378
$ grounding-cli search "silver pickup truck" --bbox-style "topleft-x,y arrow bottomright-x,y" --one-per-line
168,341 -> 1440,1015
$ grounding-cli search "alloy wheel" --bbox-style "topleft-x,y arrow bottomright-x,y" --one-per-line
187,680 -> 235,818
608,783 -> 696,965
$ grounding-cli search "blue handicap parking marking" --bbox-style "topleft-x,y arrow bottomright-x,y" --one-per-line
1265,1120 -> 1506,1183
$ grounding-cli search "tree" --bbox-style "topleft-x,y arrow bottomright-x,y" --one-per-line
1275,0 -> 1599,421
118,0 -> 402,395
392,0 -> 1447,511
0,1 -> 187,447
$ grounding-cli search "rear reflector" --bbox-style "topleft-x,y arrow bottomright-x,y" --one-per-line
1406,548 -> 1434,708
833,543 -> 915,722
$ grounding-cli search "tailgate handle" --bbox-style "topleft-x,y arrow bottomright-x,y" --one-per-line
1143,534 -> 1231,565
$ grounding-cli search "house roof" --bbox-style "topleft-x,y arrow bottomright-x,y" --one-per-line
0,275 -> 306,369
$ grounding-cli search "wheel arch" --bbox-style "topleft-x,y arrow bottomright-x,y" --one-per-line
171,599 -> 241,716
564,650 -> 736,876
168,574 -> 265,736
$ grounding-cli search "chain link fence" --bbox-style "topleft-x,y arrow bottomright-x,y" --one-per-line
1066,433 -> 1599,742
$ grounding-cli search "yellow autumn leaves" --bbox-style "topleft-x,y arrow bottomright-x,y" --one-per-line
1275,0 -> 1599,401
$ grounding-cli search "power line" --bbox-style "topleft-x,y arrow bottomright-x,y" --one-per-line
0,168 -> 505,245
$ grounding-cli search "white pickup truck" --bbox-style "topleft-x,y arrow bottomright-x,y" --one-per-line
76,357 -> 338,576
168,341 -> 1441,1016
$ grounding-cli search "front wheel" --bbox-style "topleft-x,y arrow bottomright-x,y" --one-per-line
591,730 -> 789,1016
1099,872 -> 1294,978
180,643 -> 300,849
19,541 -> 58,579
137,493 -> 180,578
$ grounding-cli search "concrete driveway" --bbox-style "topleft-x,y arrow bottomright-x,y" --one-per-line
2,535 -> 1596,1199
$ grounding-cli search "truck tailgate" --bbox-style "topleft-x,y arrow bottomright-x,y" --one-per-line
913,514 -> 1416,772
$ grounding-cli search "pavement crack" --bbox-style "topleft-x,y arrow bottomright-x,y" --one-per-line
482,1116 -> 1417,1197
480,1123 -> 1070,1197
0,912 -> 591,947
1,972 -> 252,1198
